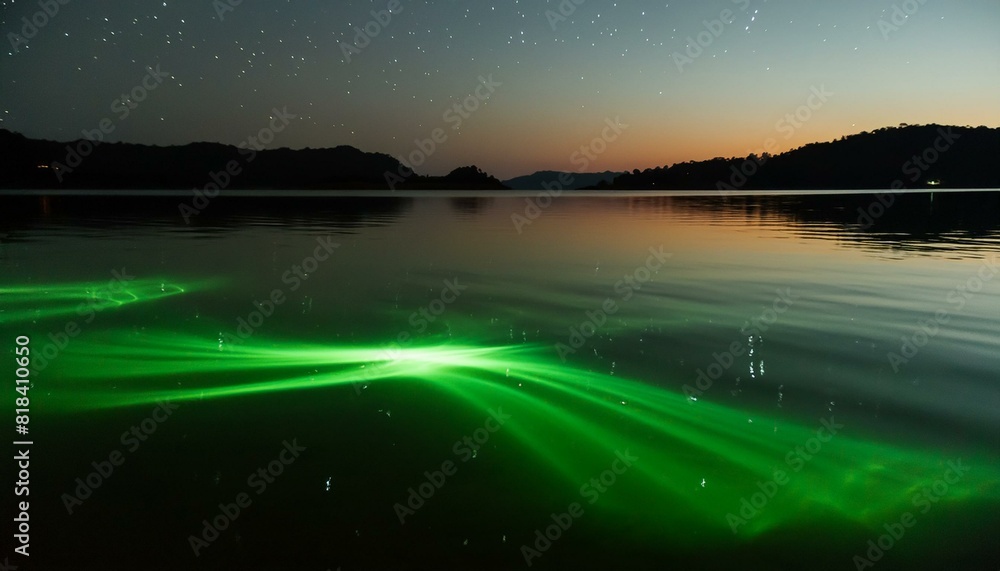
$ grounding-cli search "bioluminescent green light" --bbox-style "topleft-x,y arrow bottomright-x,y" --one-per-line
48,330 -> 1000,542
0,279 -> 214,324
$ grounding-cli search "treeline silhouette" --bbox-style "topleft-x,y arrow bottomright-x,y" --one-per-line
0,129 -> 507,190
591,124 -> 999,190
2,124 -> 997,191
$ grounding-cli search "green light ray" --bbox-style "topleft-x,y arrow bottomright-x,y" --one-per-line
0,278 -> 217,324
44,330 -> 1000,540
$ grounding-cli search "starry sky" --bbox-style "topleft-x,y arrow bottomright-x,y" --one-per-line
2,0 -> 998,179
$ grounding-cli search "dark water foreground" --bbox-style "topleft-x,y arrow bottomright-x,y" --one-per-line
1,190 -> 998,570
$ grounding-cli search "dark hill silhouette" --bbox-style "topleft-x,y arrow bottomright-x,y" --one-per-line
0,129 -> 509,190
590,124 -> 1000,191
502,170 -> 623,190
2,124 -> 998,191
397,166 -> 508,190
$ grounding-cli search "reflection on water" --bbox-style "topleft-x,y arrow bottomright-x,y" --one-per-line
2,190 -> 998,570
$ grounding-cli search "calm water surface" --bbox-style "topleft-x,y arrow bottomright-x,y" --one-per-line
1,191 -> 998,570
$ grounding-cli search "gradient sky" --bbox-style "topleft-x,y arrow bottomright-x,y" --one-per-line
2,0 -> 998,179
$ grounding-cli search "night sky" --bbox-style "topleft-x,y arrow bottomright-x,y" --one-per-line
2,0 -> 998,179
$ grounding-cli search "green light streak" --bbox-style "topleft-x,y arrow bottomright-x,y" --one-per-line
46,330 -> 1000,542
0,279 -> 214,324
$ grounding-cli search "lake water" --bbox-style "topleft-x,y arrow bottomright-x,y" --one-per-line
2,191 -> 999,570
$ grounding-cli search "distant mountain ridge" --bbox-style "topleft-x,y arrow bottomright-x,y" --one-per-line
1,124 -> 998,191
502,171 -> 624,190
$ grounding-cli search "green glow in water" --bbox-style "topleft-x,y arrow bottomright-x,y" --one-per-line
0,279 -> 209,324
48,330 -> 1000,541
